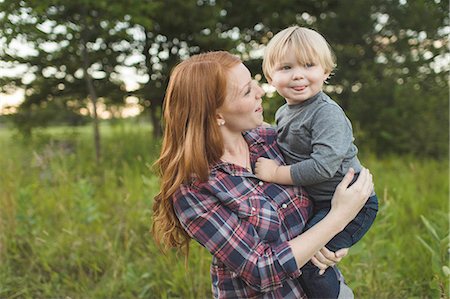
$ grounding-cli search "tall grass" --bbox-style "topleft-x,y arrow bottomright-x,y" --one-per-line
0,123 -> 448,298
340,153 -> 449,298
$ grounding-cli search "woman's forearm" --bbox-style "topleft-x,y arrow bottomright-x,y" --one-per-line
288,210 -> 346,269
288,167 -> 374,269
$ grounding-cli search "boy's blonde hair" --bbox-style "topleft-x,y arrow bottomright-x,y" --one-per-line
263,26 -> 336,82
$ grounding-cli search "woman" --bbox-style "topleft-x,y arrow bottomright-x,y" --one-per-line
152,51 -> 373,298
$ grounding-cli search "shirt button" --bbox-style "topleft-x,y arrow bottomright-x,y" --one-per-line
282,203 -> 288,209
258,181 -> 264,186
251,207 -> 256,211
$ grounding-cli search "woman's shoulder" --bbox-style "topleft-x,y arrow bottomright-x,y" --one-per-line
245,125 -> 277,144
172,170 -> 222,204
173,178 -> 205,201
172,180 -> 213,217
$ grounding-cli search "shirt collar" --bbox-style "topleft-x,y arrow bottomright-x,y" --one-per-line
210,128 -> 266,177
287,90 -> 323,110
243,128 -> 266,147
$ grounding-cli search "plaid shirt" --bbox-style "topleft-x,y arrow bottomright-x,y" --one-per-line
173,126 -> 312,298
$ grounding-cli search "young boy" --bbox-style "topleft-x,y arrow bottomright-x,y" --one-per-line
255,26 -> 378,299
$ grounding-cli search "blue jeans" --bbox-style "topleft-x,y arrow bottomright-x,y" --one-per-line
299,194 -> 378,298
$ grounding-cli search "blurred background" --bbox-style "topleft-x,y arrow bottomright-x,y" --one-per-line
0,0 -> 448,298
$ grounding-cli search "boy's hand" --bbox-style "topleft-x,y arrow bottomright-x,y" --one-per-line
255,158 -> 294,185
255,157 -> 279,182
311,247 -> 349,275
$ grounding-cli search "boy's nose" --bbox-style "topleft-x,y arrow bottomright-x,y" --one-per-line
292,68 -> 304,80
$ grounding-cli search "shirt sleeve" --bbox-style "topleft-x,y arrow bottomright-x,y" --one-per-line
290,103 -> 354,186
172,187 -> 301,292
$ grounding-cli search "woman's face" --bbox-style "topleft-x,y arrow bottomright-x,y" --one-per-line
217,63 -> 265,132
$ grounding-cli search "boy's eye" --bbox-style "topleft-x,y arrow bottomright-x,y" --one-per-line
305,63 -> 315,68
281,65 -> 291,70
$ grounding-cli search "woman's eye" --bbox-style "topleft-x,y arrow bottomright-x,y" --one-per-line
244,87 -> 251,95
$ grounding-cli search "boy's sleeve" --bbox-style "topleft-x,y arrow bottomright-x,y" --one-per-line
290,103 -> 354,186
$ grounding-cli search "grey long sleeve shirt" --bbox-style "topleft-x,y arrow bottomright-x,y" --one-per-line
275,91 -> 362,203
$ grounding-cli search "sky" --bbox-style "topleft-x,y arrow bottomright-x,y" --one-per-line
0,89 -> 23,114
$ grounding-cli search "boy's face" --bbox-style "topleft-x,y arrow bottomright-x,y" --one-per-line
270,50 -> 329,105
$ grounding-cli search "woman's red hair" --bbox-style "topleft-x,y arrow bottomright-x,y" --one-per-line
152,51 -> 241,253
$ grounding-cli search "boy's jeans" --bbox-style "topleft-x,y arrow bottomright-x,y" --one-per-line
299,194 -> 378,299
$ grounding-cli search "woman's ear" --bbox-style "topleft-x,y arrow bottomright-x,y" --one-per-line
216,113 -> 225,127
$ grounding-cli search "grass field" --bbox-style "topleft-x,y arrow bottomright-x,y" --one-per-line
0,122 -> 448,298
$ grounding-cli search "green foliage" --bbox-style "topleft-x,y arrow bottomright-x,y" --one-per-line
126,0 -> 235,137
338,153 -> 449,298
10,100 -> 89,136
417,215 -> 450,297
349,72 -> 449,159
0,125 -> 448,298
0,122 -> 209,298
1,0 -> 448,157
0,0 -> 132,102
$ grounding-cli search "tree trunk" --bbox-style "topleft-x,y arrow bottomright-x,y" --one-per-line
143,28 -> 163,138
80,21 -> 101,165
150,98 -> 162,138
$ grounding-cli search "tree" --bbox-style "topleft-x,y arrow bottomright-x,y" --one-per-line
329,0 -> 449,158
0,0 -> 134,163
1,0 -> 447,158
124,0 -> 236,138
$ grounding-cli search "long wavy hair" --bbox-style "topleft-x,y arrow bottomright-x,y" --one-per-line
152,51 -> 241,254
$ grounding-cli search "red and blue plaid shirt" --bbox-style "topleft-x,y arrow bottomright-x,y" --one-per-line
173,126 -> 312,298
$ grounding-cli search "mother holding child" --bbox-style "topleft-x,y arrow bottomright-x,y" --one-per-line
153,26 -> 376,298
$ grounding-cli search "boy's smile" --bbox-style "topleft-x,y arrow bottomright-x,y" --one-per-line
291,85 -> 307,92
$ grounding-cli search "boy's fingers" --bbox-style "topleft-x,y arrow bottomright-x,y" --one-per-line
314,251 -> 329,265
310,256 -> 328,271
319,247 -> 339,263
334,248 -> 349,259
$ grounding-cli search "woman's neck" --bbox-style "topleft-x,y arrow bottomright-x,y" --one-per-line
220,131 -> 252,172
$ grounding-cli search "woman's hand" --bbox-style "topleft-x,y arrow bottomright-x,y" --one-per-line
287,168 -> 372,270
311,247 -> 349,275
329,167 -> 373,228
